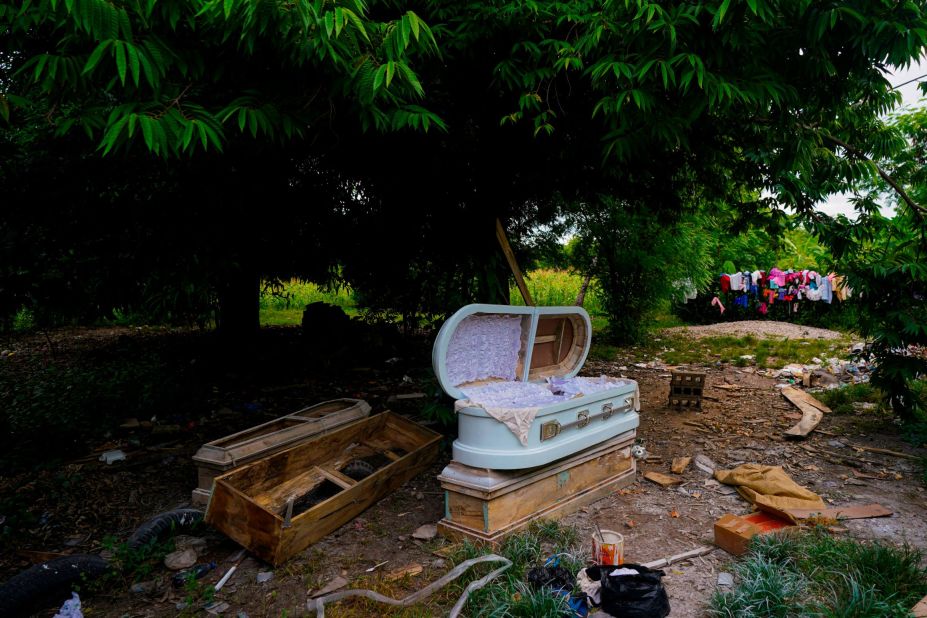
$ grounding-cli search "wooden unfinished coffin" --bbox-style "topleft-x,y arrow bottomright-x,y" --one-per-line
437,430 -> 636,546
206,412 -> 441,565
192,398 -> 370,504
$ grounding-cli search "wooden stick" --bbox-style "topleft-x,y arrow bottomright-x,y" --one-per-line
642,546 -> 716,569
848,444 -> 922,461
495,218 -> 533,306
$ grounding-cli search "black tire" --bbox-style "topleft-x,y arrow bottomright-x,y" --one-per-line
341,459 -> 375,481
127,508 -> 204,550
0,554 -> 110,617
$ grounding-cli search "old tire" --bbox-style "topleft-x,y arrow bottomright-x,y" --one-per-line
0,554 -> 110,617
127,508 -> 204,550
341,459 -> 376,481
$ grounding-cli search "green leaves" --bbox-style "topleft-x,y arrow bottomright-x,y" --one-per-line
5,0 -> 445,156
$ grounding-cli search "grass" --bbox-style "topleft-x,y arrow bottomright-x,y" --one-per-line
260,279 -> 357,326
709,528 -> 927,618
510,269 -> 607,316
323,520 -> 585,617
590,332 -> 852,369
817,383 -> 884,415
260,270 -> 609,327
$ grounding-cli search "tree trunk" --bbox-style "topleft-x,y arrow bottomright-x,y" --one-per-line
217,269 -> 260,339
575,257 -> 598,306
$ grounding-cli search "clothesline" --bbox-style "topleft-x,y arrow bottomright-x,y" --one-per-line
711,268 -> 852,316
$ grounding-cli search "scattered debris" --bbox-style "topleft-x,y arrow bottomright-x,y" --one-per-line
307,554 -> 512,618
714,511 -> 794,556
784,503 -> 893,522
130,580 -> 159,596
256,571 -> 274,584
311,576 -> 349,598
694,454 -> 717,475
173,535 -> 207,556
644,471 -> 683,487
214,549 -> 246,592
385,564 -> 424,582
53,592 -> 82,618
847,444 -> 922,460
642,545 -> 715,570
164,548 -> 198,571
781,387 -> 830,439
412,524 -> 437,541
205,601 -> 230,615
99,450 -> 126,465
671,457 -> 692,474
715,464 -> 825,514
171,562 -> 216,587
717,572 -> 734,587
365,560 -> 389,573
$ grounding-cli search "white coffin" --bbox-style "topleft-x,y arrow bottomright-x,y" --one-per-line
433,304 -> 639,469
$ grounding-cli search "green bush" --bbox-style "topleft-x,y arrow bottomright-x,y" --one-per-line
0,354 -> 189,459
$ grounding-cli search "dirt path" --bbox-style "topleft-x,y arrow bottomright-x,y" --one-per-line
3,327 -> 925,617
665,320 -> 847,340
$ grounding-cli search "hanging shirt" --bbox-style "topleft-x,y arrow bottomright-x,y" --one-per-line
720,274 -> 731,293
769,268 -> 786,287
821,276 -> 832,303
730,272 -> 743,292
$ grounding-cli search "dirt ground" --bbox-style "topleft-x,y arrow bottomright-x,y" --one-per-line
2,325 -> 926,617
664,320 -> 846,340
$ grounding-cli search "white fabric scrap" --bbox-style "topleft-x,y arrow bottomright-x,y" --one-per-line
609,567 -> 639,576
54,593 -> 83,618
576,568 -> 602,605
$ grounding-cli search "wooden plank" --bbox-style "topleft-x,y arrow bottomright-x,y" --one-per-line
278,435 -> 440,563
782,386 -> 832,413
671,457 -> 692,474
207,412 -> 443,565
206,479 -> 283,565
316,466 -> 357,489
444,446 -> 633,532
438,466 -> 635,547
847,444 -> 922,461
438,432 -> 635,498
495,218 -> 533,306
445,491 -> 490,532
251,467 -> 325,513
782,386 -> 828,439
784,503 -> 893,521
644,471 -> 683,487
222,414 -> 387,495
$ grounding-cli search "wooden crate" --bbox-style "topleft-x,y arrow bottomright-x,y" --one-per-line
192,398 -> 370,504
669,370 -> 705,408
437,431 -> 636,546
205,412 -> 441,565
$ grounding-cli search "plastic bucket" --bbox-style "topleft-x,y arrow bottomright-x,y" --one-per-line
592,529 -> 624,565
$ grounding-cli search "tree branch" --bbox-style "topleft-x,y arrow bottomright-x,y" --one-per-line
813,128 -> 927,217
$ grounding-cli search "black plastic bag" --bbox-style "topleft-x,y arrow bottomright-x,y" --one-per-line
585,564 -> 670,618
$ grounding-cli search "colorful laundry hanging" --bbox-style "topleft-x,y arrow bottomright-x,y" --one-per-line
712,268 -> 851,316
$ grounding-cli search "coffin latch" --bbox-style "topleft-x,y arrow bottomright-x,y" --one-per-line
540,420 -> 562,441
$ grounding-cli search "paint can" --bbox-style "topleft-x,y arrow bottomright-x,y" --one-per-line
592,529 -> 624,565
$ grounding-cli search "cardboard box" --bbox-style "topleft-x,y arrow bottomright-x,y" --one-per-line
714,511 -> 793,556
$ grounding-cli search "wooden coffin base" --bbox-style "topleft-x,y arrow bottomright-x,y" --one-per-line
437,432 -> 636,546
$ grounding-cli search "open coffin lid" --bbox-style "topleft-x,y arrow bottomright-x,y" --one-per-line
432,304 -> 595,403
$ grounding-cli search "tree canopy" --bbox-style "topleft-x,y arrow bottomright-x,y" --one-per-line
2,0 -> 926,347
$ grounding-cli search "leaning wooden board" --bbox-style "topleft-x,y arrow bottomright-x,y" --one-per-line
206,412 -> 441,565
